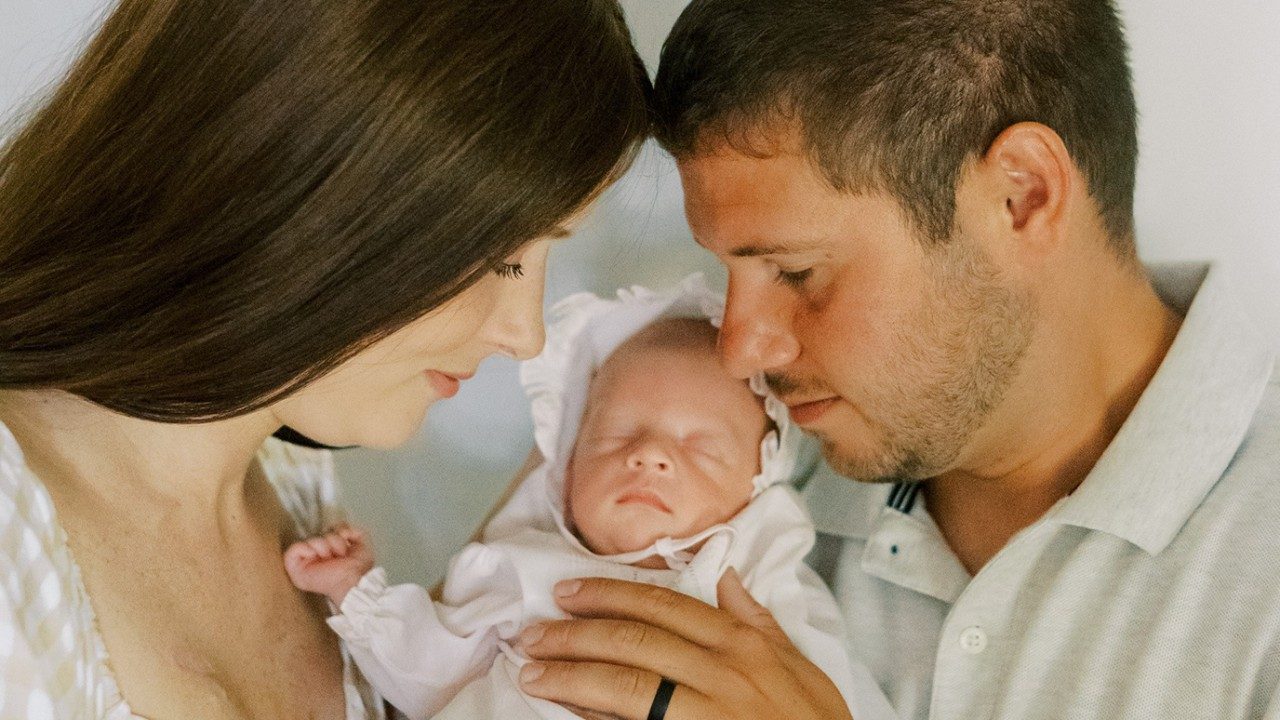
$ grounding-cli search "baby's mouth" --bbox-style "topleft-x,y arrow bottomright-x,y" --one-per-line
615,490 -> 672,513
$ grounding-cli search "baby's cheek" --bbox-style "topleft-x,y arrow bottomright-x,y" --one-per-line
682,486 -> 741,531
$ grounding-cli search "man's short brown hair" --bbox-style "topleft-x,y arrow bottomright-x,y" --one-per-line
654,0 -> 1138,254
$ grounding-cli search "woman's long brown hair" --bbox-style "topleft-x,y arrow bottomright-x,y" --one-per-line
0,0 -> 651,422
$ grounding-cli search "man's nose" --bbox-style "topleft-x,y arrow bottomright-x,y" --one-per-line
719,283 -> 801,379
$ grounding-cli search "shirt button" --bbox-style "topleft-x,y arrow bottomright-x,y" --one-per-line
959,626 -> 988,654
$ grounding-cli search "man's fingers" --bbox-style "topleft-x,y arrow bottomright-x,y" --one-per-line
520,618 -> 718,682
519,660 -> 702,720
553,578 -> 739,650
716,568 -> 790,646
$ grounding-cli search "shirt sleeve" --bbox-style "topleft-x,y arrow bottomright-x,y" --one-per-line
0,578 -> 58,720
327,544 -> 524,720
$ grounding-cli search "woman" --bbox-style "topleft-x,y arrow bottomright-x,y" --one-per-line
0,0 -> 650,717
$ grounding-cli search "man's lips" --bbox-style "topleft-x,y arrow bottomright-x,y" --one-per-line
615,490 -> 672,513
785,396 -> 839,425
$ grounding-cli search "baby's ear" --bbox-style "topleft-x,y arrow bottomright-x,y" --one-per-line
756,395 -> 777,437
561,456 -> 589,544
562,454 -> 577,508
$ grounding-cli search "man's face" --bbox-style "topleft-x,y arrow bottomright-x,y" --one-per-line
679,148 -> 1035,483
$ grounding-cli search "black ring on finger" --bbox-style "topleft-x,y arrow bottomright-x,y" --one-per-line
647,677 -> 677,720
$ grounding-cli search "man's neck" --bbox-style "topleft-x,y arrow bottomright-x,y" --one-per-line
926,263 -> 1184,575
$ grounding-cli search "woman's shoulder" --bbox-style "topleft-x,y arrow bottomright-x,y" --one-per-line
0,422 -> 69,577
257,435 -> 347,538
0,422 -> 117,718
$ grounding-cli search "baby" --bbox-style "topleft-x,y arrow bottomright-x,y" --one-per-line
284,276 -> 891,719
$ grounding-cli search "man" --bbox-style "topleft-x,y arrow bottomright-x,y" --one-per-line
517,2 -> 1280,718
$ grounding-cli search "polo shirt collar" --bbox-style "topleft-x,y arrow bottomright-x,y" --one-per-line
1049,262 -> 1275,554
806,262 -> 1276,561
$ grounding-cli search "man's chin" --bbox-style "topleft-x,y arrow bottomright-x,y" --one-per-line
817,437 -> 916,485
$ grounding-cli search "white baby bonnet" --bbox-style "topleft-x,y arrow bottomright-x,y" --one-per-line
481,273 -> 801,568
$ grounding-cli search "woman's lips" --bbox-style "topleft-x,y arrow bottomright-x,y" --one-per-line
424,370 -> 465,399
787,397 -> 838,425
615,490 -> 672,513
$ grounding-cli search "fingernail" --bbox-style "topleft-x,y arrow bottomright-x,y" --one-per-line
520,662 -> 545,684
520,624 -> 546,646
555,580 -> 581,598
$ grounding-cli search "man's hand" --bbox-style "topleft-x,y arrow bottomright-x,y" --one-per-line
283,523 -> 375,606
516,569 -> 853,720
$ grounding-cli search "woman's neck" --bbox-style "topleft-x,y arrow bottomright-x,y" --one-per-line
0,390 -> 280,523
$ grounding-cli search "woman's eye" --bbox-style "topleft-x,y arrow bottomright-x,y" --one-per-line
493,262 -> 524,280
773,267 -> 813,289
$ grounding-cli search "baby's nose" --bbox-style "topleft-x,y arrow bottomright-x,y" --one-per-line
626,446 -> 673,474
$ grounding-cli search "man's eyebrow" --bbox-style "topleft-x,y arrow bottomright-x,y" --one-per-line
728,244 -> 792,258
548,226 -> 573,239
718,237 -> 828,258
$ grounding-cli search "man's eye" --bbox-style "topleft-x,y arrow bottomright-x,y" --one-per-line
773,268 -> 813,288
493,262 -> 524,280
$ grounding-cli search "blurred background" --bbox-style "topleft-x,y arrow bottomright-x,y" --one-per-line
3,0 -> 1278,585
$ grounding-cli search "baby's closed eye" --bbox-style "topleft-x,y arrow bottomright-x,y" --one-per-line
683,434 -> 730,463
580,434 -> 631,454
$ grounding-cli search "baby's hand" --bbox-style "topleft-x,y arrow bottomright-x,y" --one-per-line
284,524 -> 375,606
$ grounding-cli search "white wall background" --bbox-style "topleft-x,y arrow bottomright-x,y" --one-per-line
3,0 -> 1277,585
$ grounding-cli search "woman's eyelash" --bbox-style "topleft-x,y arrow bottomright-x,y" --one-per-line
773,268 -> 812,288
494,262 -> 524,280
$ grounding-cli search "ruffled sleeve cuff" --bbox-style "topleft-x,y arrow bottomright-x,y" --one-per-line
328,566 -> 391,639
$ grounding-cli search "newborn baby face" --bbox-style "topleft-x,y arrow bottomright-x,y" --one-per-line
566,318 -> 768,560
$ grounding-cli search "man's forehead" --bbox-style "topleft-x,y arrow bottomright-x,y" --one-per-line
677,148 -> 812,194
678,152 -> 852,255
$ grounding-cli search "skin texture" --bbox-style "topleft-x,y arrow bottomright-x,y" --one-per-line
286,318 -> 768,603
272,239 -> 555,450
517,123 -> 1183,719
0,234 -> 560,720
565,320 -> 765,563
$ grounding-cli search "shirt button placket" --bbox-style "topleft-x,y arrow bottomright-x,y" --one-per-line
959,626 -> 988,654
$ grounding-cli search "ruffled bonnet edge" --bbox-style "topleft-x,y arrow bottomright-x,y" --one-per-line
481,273 -> 800,566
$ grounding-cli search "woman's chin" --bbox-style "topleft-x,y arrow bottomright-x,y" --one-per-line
287,403 -> 430,450
358,413 -> 429,450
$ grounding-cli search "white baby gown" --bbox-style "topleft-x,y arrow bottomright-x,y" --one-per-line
327,274 -> 898,720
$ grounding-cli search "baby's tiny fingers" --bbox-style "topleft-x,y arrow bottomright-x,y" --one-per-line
324,533 -> 349,556
284,542 -> 316,563
306,537 -> 335,559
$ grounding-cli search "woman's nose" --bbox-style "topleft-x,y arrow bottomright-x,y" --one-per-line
494,310 -> 545,361
486,278 -> 547,361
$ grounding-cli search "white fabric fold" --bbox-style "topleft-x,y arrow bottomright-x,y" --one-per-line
487,272 -> 801,560
330,275 -> 896,720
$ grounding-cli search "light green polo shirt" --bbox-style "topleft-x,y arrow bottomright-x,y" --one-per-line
803,262 -> 1280,719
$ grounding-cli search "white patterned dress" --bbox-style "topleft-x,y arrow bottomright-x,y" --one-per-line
0,422 -> 386,720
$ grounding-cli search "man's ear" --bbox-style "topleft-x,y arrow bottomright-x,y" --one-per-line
984,122 -> 1074,252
